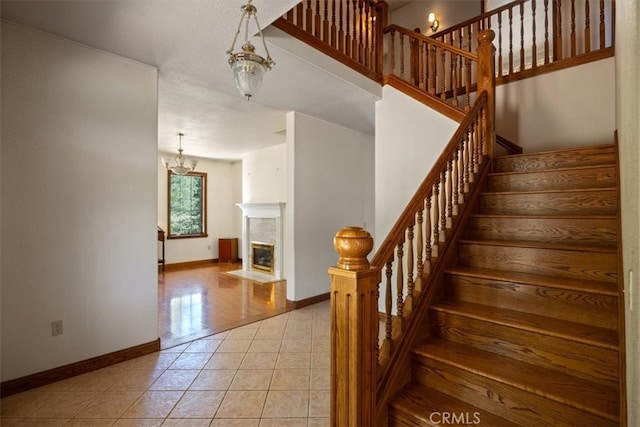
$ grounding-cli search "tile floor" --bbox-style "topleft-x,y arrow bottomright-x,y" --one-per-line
0,301 -> 331,426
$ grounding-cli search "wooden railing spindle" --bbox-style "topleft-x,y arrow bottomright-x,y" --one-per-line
544,0 -> 550,63
585,0 -> 591,53
315,0 -> 321,38
306,0 -> 313,33
330,0 -> 337,47
599,0 -> 605,49
532,0 -> 538,68
571,0 -> 577,56
396,241 -> 405,330
424,193 -> 432,273
406,225 -> 415,315
415,208 -> 424,292
555,0 -> 563,60
439,171 -> 447,240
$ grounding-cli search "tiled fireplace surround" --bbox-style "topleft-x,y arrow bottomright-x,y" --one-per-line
237,203 -> 285,280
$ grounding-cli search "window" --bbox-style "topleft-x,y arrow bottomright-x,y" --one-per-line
167,171 -> 207,239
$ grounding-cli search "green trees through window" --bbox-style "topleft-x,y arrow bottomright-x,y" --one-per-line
168,171 -> 207,238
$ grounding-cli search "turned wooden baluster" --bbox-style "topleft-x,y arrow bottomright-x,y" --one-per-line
306,0 -> 313,33
532,0 -> 538,68
405,225 -> 415,315
415,207 -> 424,293
396,240 -> 405,330
544,0 -> 550,63
585,0 -> 591,53
352,0 -> 358,61
314,0 -> 321,38
465,57 -> 472,111
339,0 -> 345,52
432,179 -> 440,256
555,0 -> 564,60
330,0 -> 337,48
400,33 -> 405,80
498,11 -> 503,76
322,0 -> 329,43
520,3 -> 525,70
439,171 -> 447,240
598,0 -> 605,49
428,43 -> 436,94
296,2 -> 304,28
447,158 -> 455,223
570,0 -> 576,56
508,7 -> 514,74
329,226 -> 379,427
345,0 -> 351,56
389,30 -> 396,75
382,259 -> 393,361
424,193 -> 432,273
439,46 -> 446,100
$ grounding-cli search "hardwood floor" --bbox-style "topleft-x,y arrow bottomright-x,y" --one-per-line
158,263 -> 289,349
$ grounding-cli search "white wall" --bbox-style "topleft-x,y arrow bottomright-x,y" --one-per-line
495,58 -> 616,152
375,85 -> 459,244
285,112 -> 375,302
1,23 -> 158,381
391,1 -> 481,35
157,156 -> 241,264
242,143 -> 287,204
616,1 -> 640,424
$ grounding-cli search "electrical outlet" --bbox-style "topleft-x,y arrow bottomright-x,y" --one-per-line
51,320 -> 63,336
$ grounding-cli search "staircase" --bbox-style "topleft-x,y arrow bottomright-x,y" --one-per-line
389,144 -> 621,426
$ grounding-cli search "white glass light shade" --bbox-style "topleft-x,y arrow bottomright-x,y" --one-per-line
229,42 -> 269,99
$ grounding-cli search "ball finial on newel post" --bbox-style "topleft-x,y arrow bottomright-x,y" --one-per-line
333,226 -> 374,271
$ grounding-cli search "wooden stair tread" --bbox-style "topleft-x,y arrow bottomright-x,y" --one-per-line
391,383 -> 520,426
495,143 -> 614,160
445,266 -> 618,296
488,164 -> 615,177
470,213 -> 615,220
458,238 -> 617,254
481,187 -> 616,196
431,300 -> 618,349
413,339 -> 619,421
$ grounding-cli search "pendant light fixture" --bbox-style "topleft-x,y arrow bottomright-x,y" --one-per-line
227,0 -> 275,100
161,133 -> 198,176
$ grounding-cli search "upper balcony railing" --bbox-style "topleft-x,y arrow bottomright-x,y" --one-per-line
432,0 -> 615,82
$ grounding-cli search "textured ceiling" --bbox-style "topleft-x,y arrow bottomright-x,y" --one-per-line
1,0 -> 381,161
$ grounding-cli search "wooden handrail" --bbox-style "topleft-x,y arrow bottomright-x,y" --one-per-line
328,28 -> 497,425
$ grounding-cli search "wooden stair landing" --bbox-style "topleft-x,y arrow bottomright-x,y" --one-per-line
389,144 -> 621,426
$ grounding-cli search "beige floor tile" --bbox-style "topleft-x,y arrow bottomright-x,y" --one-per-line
279,339 -> 311,353
261,390 -> 309,418
307,417 -> 330,426
204,352 -> 244,370
240,352 -> 278,370
275,352 -> 310,369
210,419 -> 260,426
112,419 -> 163,426
168,352 -> 213,369
310,352 -> 330,370
65,366 -> 129,391
229,369 -> 274,390
162,343 -> 191,353
31,391 -> 101,418
215,390 -> 267,418
168,390 -> 225,418
183,339 -> 222,353
237,321 -> 262,330
269,369 -> 310,391
0,390 -> 50,417
310,369 -> 329,390
109,369 -> 164,391
259,419 -> 307,427
226,328 -> 258,340
149,369 -> 199,390
308,390 -> 330,418
74,391 -> 143,418
66,419 -> 117,426
161,419 -> 212,426
189,370 -> 236,390
120,390 -> 183,418
247,339 -> 282,353
131,352 -> 180,370
254,328 -> 285,340
216,339 -> 252,353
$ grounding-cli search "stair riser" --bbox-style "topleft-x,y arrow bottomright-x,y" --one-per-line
429,309 -> 619,386
494,147 -> 615,173
479,190 -> 617,216
457,243 -> 617,284
444,274 -> 618,328
488,166 -> 616,192
467,216 -> 617,246
413,359 -> 618,426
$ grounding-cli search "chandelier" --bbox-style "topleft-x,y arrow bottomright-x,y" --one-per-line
161,133 -> 198,176
227,0 -> 275,100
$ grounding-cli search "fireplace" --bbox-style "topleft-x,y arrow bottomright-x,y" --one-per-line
237,203 -> 285,280
251,242 -> 275,274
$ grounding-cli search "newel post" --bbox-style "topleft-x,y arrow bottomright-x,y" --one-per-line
328,226 -> 381,427
477,29 -> 496,159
